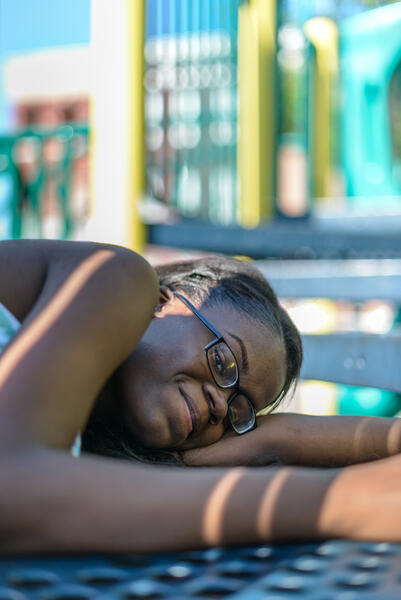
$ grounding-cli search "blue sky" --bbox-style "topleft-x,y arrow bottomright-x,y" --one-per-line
0,0 -> 90,130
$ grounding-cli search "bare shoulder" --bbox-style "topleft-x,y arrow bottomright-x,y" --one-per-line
0,239 -> 115,321
0,239 -> 159,449
0,239 -> 156,321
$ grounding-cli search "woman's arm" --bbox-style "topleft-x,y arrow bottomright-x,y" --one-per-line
1,240 -> 400,553
2,444 -> 401,554
0,240 -> 159,450
0,446 -> 330,554
181,413 -> 401,467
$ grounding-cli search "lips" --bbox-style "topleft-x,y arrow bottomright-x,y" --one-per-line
179,385 -> 201,434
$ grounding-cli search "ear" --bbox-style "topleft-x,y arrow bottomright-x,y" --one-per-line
153,285 -> 176,318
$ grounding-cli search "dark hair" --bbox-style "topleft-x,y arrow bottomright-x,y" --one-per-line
82,256 -> 302,464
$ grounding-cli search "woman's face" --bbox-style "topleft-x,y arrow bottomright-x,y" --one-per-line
115,291 -> 287,450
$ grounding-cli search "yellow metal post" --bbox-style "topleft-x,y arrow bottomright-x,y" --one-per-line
237,0 -> 276,227
89,0 -> 146,252
304,17 -> 338,200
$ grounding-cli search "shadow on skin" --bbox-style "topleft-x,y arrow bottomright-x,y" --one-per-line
201,465 -> 338,545
203,468 -> 245,545
351,416 -> 401,461
1,249 -> 399,550
257,468 -> 292,538
0,249 -> 113,390
386,419 -> 401,455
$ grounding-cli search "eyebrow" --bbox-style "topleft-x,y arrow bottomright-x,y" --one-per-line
227,332 -> 249,375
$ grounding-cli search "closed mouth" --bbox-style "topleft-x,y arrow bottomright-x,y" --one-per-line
179,385 -> 201,435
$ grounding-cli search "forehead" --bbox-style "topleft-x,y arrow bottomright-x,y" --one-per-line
201,303 -> 287,410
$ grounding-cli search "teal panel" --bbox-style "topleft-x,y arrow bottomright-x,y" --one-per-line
0,123 -> 88,240
340,2 -> 401,204
338,385 -> 401,417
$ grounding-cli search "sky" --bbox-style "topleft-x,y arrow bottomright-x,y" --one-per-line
0,0 -> 90,130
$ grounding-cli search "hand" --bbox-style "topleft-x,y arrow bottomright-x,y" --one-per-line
321,453 -> 401,542
180,423 -> 283,467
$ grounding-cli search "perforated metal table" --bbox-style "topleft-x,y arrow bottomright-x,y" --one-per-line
1,540 -> 400,599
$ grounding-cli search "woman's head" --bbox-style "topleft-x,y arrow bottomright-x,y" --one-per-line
83,256 -> 302,461
155,256 -> 302,406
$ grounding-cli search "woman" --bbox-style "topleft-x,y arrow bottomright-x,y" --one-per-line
0,238 -> 400,554
82,249 -> 301,464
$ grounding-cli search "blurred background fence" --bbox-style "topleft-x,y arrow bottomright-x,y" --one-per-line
0,123 -> 88,239
144,0 -> 240,225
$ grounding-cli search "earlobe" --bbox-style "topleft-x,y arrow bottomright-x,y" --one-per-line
153,285 -> 175,318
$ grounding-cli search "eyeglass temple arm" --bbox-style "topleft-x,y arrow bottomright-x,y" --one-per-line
173,291 -> 223,340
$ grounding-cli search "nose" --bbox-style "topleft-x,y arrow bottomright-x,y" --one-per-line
202,382 -> 229,426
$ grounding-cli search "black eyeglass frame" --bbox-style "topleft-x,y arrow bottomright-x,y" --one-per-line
173,291 -> 256,435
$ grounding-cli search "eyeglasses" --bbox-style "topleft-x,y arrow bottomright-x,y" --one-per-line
173,291 -> 256,435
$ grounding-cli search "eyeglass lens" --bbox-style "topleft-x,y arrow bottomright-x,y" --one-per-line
228,394 -> 256,434
207,341 -> 238,387
207,342 -> 254,433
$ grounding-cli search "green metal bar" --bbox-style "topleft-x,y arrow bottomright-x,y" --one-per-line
0,123 -> 89,240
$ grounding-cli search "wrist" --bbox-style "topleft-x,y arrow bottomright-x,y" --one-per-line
317,462 -> 368,540
254,466 -> 339,542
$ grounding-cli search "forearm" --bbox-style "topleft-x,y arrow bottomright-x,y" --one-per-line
318,453 -> 401,542
0,448 -> 337,554
183,413 -> 401,468
271,413 -> 401,467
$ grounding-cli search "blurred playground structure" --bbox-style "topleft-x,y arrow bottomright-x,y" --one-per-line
1,0 -> 401,242
0,0 -> 401,416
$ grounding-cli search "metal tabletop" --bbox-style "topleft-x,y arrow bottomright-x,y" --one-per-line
1,540 -> 401,599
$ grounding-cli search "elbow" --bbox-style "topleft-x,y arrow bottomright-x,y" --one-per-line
0,450 -> 68,555
0,453 -> 43,554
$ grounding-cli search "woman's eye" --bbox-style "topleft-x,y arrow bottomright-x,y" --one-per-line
213,350 -> 225,374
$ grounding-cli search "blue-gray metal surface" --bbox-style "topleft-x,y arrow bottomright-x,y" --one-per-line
147,218 -> 401,259
300,332 -> 401,392
1,541 -> 401,599
256,260 -> 401,391
257,259 -> 401,301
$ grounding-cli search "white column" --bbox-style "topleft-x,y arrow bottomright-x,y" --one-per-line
89,0 -> 145,251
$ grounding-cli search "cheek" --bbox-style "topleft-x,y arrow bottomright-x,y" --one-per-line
115,353 -> 161,423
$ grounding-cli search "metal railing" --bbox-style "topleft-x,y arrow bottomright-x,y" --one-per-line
0,123 -> 89,240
